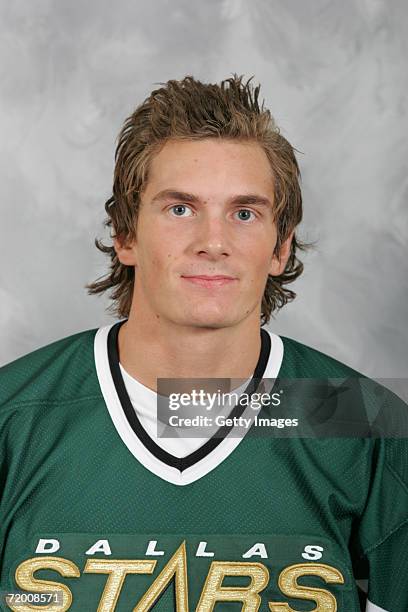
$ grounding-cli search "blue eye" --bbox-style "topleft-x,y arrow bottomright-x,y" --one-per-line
235,209 -> 255,221
170,204 -> 193,217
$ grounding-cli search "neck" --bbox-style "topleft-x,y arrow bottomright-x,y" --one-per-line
117,308 -> 263,394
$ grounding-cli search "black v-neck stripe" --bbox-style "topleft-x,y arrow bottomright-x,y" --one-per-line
107,320 -> 271,473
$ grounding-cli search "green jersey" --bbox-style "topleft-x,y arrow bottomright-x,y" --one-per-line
0,320 -> 407,611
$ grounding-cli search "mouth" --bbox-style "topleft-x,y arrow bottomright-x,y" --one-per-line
181,275 -> 237,289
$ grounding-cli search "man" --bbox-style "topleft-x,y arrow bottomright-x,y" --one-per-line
0,75 -> 407,611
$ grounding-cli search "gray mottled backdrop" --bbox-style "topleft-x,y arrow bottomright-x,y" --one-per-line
1,0 -> 407,377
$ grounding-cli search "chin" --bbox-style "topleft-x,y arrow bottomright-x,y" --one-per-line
178,308 -> 242,330
189,320 -> 231,330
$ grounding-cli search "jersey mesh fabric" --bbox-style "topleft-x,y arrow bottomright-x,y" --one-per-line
0,326 -> 407,610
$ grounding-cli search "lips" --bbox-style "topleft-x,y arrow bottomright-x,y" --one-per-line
183,275 -> 235,280
181,274 -> 237,288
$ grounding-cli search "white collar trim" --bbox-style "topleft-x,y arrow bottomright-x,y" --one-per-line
94,322 -> 284,486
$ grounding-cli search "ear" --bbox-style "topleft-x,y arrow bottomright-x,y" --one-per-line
113,234 -> 138,266
268,229 -> 295,276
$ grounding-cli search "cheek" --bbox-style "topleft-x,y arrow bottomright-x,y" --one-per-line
244,242 -> 274,277
140,245 -> 176,274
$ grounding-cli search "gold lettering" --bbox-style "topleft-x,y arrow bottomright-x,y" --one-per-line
9,556 -> 80,612
132,541 -> 188,612
84,559 -> 156,612
196,561 -> 269,611
268,563 -> 344,611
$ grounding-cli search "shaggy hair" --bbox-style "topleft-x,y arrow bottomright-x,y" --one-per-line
87,74 -> 313,324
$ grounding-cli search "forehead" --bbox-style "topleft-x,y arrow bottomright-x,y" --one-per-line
143,138 -> 274,197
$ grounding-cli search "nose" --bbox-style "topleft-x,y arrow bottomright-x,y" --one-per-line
193,214 -> 232,260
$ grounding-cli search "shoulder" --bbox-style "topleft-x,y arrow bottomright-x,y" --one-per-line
277,333 -> 366,378
0,327 -> 101,413
278,331 -> 408,445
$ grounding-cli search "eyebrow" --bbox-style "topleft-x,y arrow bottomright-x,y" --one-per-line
150,189 -> 273,208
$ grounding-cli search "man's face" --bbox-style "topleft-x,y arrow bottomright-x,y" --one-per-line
115,138 -> 293,330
